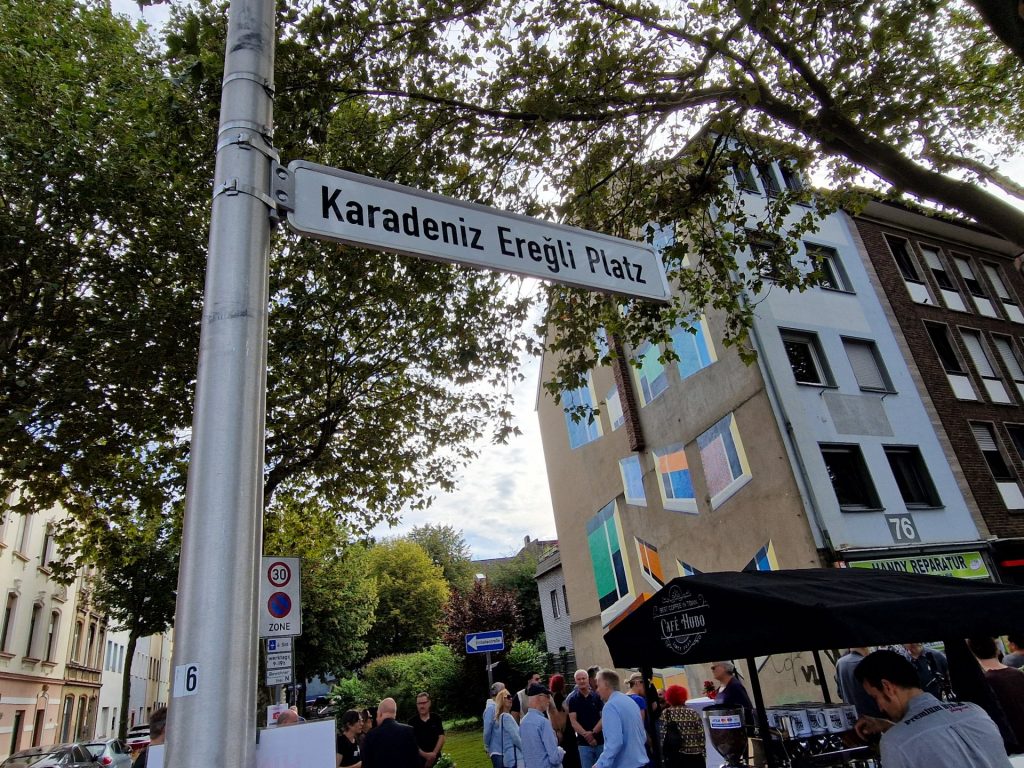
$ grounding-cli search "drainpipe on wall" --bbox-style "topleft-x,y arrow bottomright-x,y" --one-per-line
748,321 -> 836,557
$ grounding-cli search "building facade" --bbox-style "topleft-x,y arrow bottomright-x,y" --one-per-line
536,159 -> 991,702
535,548 -> 573,655
852,200 -> 1024,583
0,499 -> 75,758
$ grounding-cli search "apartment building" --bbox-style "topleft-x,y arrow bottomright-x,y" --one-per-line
536,159 -> 990,700
852,200 -> 1024,584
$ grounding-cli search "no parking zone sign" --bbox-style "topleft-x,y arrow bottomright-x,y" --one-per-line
260,557 -> 301,638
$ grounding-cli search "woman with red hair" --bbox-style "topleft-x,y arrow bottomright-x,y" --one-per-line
660,685 -> 705,768
548,674 -> 581,768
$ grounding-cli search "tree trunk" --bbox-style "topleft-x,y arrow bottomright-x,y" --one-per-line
118,630 -> 141,741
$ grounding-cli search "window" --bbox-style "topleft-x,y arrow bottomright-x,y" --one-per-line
25,603 -> 41,658
925,322 -> 978,400
926,323 -> 965,374
669,317 -> 715,381
14,514 -> 30,554
635,538 -> 666,590
85,624 -> 96,668
678,560 -> 702,577
971,423 -> 1014,481
549,589 -> 560,619
40,528 -> 54,570
961,329 -> 1012,403
886,235 -> 922,282
843,338 -> 893,392
744,541 -> 779,572
562,584 -> 569,614
562,377 -> 602,449
698,413 -> 752,508
993,336 -> 1024,398
46,611 -> 60,662
1,593 -> 16,653
619,455 -> 647,506
806,244 -> 851,292
634,341 -> 668,405
757,163 -> 781,196
821,445 -> 882,510
955,255 -> 998,317
750,239 -> 780,280
586,502 -> 633,623
778,161 -> 804,192
781,330 -> 833,386
885,447 -> 941,508
733,163 -> 758,192
72,621 -> 82,662
1006,424 -> 1024,462
984,263 -> 1024,322
653,443 -> 697,513
605,387 -> 625,431
61,697 -> 74,742
921,246 -> 966,311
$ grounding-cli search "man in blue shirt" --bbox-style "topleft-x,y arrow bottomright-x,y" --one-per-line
593,669 -> 648,768
567,668 -> 604,768
521,682 -> 564,768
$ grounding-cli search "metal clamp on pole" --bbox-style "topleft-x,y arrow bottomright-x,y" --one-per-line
222,70 -> 276,98
213,177 -> 279,212
269,162 -> 294,226
216,131 -> 281,164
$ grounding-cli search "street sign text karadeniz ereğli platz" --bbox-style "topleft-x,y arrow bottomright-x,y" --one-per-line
286,161 -> 671,302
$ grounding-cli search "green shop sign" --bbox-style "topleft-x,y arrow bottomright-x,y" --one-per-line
849,551 -> 990,580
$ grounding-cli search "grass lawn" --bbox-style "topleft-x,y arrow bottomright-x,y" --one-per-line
443,727 -> 492,768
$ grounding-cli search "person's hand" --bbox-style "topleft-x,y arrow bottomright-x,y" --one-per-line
854,715 -> 892,740
584,731 -> 596,746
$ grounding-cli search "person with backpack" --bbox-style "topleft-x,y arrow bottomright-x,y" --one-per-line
659,686 -> 705,768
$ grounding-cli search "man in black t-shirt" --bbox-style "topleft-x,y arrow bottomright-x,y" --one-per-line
566,669 -> 604,768
408,691 -> 446,767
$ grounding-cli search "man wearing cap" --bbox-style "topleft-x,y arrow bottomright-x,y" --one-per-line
484,682 -> 506,768
521,681 -> 564,767
594,669 -> 648,768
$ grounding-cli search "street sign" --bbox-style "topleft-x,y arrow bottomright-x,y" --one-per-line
284,161 -> 672,303
465,630 -> 505,654
267,652 -> 292,670
260,557 -> 302,637
266,667 -> 291,686
266,637 -> 293,653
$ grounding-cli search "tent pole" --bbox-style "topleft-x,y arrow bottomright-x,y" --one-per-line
745,657 -> 778,768
812,650 -> 832,703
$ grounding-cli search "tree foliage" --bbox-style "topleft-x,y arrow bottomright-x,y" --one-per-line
365,539 -> 450,656
407,523 -> 475,591
441,580 -> 523,650
263,501 -> 378,680
488,550 -> 545,642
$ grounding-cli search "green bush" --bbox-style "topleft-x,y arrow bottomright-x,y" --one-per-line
362,644 -> 463,718
506,639 -> 548,687
329,675 -> 368,713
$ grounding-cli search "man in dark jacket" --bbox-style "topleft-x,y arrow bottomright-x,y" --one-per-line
362,697 -> 421,768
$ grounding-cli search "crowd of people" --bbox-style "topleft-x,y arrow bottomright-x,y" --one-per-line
482,666 -> 708,768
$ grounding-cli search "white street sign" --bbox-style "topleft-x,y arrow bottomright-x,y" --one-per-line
267,652 -> 292,670
266,637 -> 293,653
260,557 -> 302,638
286,161 -> 672,302
266,667 -> 291,686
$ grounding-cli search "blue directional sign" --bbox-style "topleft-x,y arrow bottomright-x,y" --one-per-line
465,630 -> 505,654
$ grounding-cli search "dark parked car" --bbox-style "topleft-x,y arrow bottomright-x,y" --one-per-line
0,744 -> 99,768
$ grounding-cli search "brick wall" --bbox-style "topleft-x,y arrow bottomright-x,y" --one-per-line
853,213 -> 1024,540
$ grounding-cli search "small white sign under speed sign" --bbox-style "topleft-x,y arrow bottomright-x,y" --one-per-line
173,662 -> 200,698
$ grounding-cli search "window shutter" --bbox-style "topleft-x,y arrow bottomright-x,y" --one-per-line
972,423 -> 998,451
845,341 -> 886,390
962,331 -> 996,377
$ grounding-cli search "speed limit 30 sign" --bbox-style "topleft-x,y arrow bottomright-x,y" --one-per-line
260,557 -> 301,638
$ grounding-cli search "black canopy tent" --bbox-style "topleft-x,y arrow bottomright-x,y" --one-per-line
604,569 -> 1024,767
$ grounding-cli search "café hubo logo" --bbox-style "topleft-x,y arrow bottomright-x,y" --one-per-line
654,585 -> 708,656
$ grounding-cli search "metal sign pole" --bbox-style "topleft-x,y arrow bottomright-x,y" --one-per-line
486,651 -> 493,687
164,0 -> 275,762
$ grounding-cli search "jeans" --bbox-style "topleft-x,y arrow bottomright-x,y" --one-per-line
578,743 -> 604,768
489,755 -> 503,768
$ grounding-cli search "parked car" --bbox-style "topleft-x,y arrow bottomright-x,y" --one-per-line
0,743 -> 99,767
125,725 -> 150,752
83,739 -> 131,768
